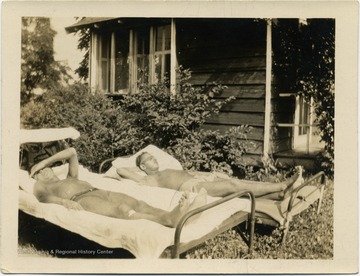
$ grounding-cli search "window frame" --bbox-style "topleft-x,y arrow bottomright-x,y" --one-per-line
293,95 -> 314,148
90,19 -> 177,95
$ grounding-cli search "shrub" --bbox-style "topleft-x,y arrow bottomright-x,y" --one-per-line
21,83 -> 139,171
21,68 -> 253,174
244,155 -> 290,183
168,126 -> 253,175
120,67 -> 234,148
120,68 -> 253,174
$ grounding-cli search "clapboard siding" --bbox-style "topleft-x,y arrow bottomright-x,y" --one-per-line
180,47 -> 266,65
202,124 -> 292,141
219,85 -> 266,99
176,19 -> 268,158
206,112 -> 265,126
220,99 -> 265,113
175,19 -> 287,159
183,56 -> 266,72
206,113 -> 292,128
202,124 -> 265,141
190,71 -> 266,85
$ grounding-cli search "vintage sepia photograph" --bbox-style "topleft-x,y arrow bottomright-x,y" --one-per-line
1,1 -> 358,274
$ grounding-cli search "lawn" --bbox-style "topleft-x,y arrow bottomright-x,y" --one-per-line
185,179 -> 334,259
18,180 -> 333,259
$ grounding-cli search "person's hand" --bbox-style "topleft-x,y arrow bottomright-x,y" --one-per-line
29,160 -> 47,178
61,199 -> 84,211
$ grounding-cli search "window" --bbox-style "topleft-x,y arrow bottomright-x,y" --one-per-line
98,33 -> 111,93
298,95 -> 310,135
92,21 -> 175,94
114,31 -> 130,93
134,28 -> 150,86
153,25 -> 171,85
293,95 -> 314,149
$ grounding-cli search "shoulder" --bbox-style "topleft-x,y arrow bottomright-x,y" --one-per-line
33,180 -> 49,200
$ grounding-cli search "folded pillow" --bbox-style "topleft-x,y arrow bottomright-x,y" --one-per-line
104,145 -> 183,179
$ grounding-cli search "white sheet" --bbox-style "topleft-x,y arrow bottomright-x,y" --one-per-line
19,165 -> 251,258
20,127 -> 80,144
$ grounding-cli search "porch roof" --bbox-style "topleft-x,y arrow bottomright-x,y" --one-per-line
65,17 -> 116,33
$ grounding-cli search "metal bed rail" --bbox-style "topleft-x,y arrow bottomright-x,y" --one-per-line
171,190 -> 256,258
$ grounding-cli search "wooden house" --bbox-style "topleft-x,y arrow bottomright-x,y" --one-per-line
66,18 -> 327,169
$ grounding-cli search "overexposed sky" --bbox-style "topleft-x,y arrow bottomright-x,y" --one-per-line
51,17 -> 83,80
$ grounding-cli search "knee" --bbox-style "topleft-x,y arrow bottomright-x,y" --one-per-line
111,204 -> 132,219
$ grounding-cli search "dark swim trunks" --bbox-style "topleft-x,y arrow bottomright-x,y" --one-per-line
70,188 -> 99,201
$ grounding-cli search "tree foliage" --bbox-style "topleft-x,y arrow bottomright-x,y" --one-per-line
21,17 -> 72,104
20,83 -> 136,171
74,17 -> 90,81
273,19 -> 335,177
75,17 -> 90,81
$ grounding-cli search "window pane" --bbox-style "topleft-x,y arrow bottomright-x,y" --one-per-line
299,96 -> 310,135
137,29 -> 150,55
136,28 -> 150,86
154,54 -> 162,83
164,53 -> 170,78
101,60 -> 109,91
115,31 -> 129,92
155,25 -> 171,51
164,25 -> 171,50
155,26 -> 163,52
99,33 -> 110,92
137,56 -> 149,84
101,33 -> 110,58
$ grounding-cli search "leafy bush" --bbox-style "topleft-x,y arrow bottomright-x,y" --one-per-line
21,83 -> 139,171
120,68 -> 233,147
21,68 -> 253,175
168,126 -> 253,175
245,155 -> 291,183
120,67 -> 252,174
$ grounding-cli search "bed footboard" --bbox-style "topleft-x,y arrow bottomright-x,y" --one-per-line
167,190 -> 255,258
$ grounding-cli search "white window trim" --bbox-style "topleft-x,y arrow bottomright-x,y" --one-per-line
293,95 -> 314,149
92,20 -> 177,95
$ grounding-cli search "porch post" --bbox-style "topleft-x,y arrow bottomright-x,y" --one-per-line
263,19 -> 272,156
170,18 -> 177,96
89,31 -> 98,94
110,32 -> 115,94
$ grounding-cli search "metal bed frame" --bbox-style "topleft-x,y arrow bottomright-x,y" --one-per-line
99,158 -> 256,259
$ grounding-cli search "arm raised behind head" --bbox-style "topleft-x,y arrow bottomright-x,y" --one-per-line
30,148 -> 79,179
116,167 -> 146,183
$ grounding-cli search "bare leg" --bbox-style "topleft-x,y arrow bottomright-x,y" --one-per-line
77,190 -> 207,228
196,166 -> 303,198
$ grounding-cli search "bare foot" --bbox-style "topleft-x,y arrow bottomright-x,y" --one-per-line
280,167 -> 304,199
283,166 -> 303,188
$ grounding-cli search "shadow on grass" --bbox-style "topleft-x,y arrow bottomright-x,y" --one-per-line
18,211 -> 135,258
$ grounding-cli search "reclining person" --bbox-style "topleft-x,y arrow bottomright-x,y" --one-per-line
116,152 -> 304,200
30,148 -> 207,228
